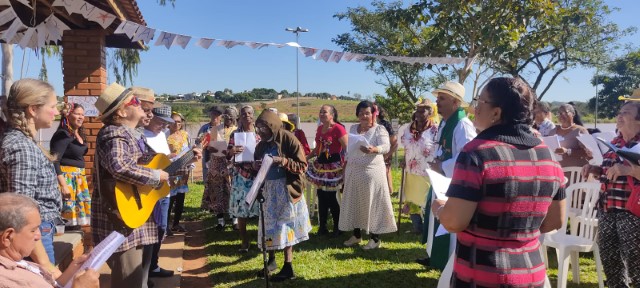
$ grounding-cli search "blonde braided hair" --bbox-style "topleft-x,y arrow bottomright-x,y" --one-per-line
4,79 -> 57,161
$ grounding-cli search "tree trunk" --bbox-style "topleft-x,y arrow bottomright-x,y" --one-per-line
2,43 -> 13,95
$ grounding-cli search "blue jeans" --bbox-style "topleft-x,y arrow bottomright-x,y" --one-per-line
40,221 -> 56,264
151,197 -> 170,270
153,197 -> 170,232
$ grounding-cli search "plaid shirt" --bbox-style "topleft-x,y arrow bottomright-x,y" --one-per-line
91,125 -> 160,252
0,128 -> 62,222
600,134 -> 640,211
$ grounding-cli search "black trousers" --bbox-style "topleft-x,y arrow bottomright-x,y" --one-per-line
168,193 -> 186,227
317,190 -> 340,230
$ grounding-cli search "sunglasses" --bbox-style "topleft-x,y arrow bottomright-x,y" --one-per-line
125,96 -> 141,107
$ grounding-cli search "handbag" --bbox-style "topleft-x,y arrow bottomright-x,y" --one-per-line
625,176 -> 640,217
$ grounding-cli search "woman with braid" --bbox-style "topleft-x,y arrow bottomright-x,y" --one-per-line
0,79 -> 63,278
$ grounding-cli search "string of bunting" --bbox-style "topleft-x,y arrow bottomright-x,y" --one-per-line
0,0 -> 466,66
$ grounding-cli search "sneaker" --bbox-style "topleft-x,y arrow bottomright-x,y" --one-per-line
362,239 -> 381,250
343,236 -> 362,247
149,267 -> 174,278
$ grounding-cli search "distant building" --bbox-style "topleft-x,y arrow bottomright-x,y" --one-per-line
330,95 -> 338,101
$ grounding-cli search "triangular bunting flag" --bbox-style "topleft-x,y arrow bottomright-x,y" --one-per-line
2,19 -> 23,42
300,47 -> 317,57
114,21 -> 140,38
244,42 -> 268,49
17,27 -> 35,49
329,51 -> 344,63
87,9 -> 116,29
195,38 -> 214,49
351,54 -> 368,62
132,26 -> 155,44
76,1 -> 97,18
317,49 -> 333,62
173,35 -> 191,49
154,31 -> 177,49
36,22 -> 48,47
0,7 -> 14,27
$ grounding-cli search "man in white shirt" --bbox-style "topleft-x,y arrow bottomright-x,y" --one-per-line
533,101 -> 556,136
418,81 -> 476,271
143,105 -> 175,280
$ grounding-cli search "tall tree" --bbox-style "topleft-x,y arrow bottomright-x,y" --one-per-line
587,50 -> 640,118
334,1 -> 444,121
490,0 -> 633,99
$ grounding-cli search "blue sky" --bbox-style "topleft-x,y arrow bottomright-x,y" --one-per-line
11,0 -> 639,104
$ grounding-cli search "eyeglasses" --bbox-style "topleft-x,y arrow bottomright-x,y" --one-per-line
470,98 -> 493,108
125,96 -> 141,107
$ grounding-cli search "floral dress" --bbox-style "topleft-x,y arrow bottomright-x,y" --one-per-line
227,129 -> 261,218
167,130 -> 191,195
201,125 -> 236,213
401,122 -> 438,208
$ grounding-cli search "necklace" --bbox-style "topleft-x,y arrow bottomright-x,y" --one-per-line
358,124 -> 372,134
559,124 -> 575,130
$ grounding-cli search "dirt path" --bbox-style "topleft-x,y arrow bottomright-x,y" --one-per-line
180,220 -> 212,287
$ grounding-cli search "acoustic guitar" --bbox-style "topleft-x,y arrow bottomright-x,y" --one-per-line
115,133 -> 209,228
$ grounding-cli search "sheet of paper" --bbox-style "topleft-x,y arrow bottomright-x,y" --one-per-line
347,133 -> 370,156
64,231 -> 125,288
245,155 -> 274,207
233,132 -> 256,162
347,133 -> 369,153
593,132 -> 616,153
208,140 -> 228,157
425,169 -> 450,201
435,224 -> 449,237
577,134 -> 604,166
542,135 -> 563,161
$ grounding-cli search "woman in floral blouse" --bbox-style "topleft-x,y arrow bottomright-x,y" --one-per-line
400,99 -> 439,234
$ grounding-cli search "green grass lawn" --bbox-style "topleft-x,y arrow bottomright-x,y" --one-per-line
181,167 -> 603,288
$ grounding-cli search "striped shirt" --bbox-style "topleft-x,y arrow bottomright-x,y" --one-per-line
446,124 -> 565,287
0,128 -> 62,222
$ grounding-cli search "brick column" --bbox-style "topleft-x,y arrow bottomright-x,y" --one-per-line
62,29 -> 107,188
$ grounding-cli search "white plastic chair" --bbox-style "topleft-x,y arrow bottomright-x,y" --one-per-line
562,166 -> 593,231
562,166 -> 584,187
542,182 -> 604,288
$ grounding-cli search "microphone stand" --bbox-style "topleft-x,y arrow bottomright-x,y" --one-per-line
257,183 -> 270,288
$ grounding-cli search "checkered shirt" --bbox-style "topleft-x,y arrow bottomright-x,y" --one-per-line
0,128 -> 62,222
91,125 -> 160,252
600,134 -> 640,211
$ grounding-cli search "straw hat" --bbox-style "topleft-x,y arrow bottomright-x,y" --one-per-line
131,86 -> 162,108
96,83 -> 134,120
278,112 -> 295,131
432,81 -> 467,107
619,88 -> 640,102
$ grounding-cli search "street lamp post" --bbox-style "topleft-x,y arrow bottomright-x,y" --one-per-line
285,26 -> 308,117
